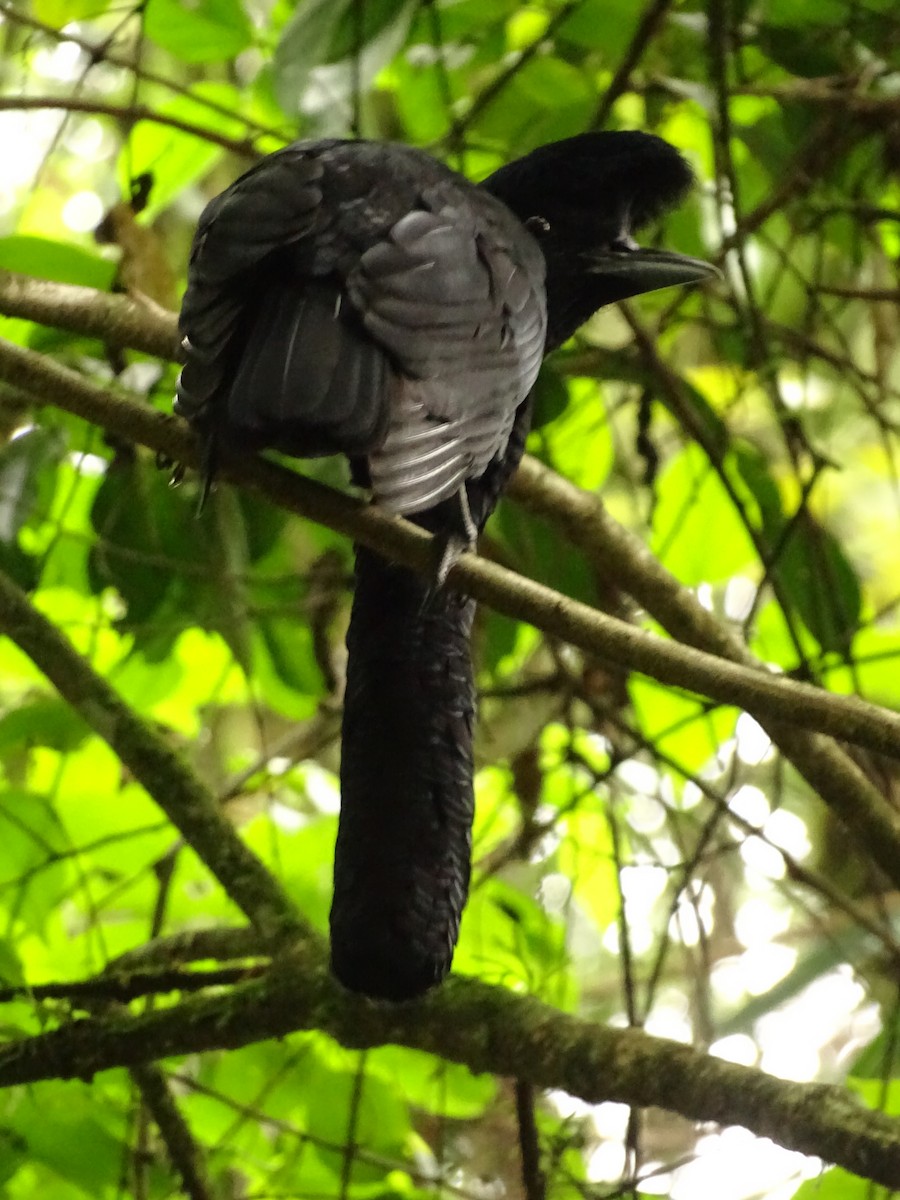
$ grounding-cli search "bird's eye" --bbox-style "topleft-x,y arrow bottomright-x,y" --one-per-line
525,215 -> 551,236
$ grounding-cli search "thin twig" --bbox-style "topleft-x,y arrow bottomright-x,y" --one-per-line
132,1063 -> 214,1200
0,96 -> 260,157
0,0 -> 290,142
515,1081 -> 546,1200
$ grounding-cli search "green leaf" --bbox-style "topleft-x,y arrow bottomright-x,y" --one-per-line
824,628 -> 900,710
255,613 -> 328,697
274,0 -> 415,119
652,444 -> 756,583
849,1077 -> 900,1116
470,57 -> 594,151
0,428 -> 66,545
7,1084 -> 125,1193
531,376 -> 613,490
630,677 -> 737,775
0,789 -> 70,934
34,0 -> 113,19
0,940 -> 24,987
89,458 -> 184,624
457,877 -> 572,1001
558,799 -> 617,935
849,1003 -> 900,1079
0,236 -> 116,290
0,699 -> 88,755
559,0 -> 643,61
273,0 -> 348,111
367,1046 -> 496,1118
145,0 -> 253,63
530,364 -> 570,430
0,1128 -> 26,1188
490,496 -> 596,607
119,82 -> 254,218
781,1168 -> 869,1200
759,0 -> 850,28
244,815 -> 335,933
732,443 -> 861,655
326,0 -> 412,61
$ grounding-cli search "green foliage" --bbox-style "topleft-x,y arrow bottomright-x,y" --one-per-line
0,237 -> 116,290
145,0 -> 253,63
0,0 -> 899,1196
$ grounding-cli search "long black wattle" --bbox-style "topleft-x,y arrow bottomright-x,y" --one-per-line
330,539 -> 476,1000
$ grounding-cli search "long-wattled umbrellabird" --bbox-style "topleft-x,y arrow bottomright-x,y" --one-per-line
176,133 -> 716,1001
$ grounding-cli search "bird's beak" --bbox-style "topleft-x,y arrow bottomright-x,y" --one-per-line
586,247 -> 720,299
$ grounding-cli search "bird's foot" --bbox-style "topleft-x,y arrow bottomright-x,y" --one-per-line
419,488 -> 477,611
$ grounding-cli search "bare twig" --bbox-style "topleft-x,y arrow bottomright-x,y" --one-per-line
515,1081 -> 546,1200
0,97 -> 260,157
0,0 -> 291,144
132,1063 -> 214,1200
594,0 -> 675,126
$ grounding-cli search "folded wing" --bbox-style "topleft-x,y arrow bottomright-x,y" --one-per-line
175,140 -> 547,512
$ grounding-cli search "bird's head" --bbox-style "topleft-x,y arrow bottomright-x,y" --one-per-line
482,131 -> 717,348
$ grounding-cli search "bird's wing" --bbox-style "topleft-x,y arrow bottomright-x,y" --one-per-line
176,145 -> 393,459
349,193 -> 546,513
176,142 -> 546,513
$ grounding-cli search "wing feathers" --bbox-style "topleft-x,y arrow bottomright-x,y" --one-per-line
177,140 -> 548,514
221,282 -> 389,456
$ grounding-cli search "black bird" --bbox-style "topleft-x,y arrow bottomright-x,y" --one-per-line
176,133 -> 714,1001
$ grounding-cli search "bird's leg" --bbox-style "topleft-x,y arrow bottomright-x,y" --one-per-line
420,487 -> 478,611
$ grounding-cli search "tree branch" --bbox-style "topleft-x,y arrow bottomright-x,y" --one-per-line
0,0 -> 290,145
2,274 -> 899,1186
0,97 -> 260,158
108,927 -> 264,971
4,331 -> 900,889
3,336 -> 900,755
0,947 -> 898,1188
2,275 -> 900,885
0,965 -> 266,1007
0,270 -> 179,359
131,1063 -> 214,1200
509,458 -> 900,892
0,556 -> 307,948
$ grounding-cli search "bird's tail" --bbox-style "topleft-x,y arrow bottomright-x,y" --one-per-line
330,537 -> 476,1001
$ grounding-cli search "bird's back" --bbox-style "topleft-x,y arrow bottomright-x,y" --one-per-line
176,139 -> 547,514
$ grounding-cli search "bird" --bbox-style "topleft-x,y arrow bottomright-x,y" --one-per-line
175,132 -> 715,1001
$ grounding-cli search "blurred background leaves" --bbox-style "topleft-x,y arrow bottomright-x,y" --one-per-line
1,0 -> 900,1196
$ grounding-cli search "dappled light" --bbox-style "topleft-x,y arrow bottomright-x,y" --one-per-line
0,0 -> 899,1197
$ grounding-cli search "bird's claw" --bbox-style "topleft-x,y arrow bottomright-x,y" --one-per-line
419,488 -> 477,611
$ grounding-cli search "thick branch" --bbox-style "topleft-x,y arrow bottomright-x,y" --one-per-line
509,458 -> 900,877
0,560 -> 306,947
0,947 -> 898,1188
3,337 -> 900,754
5,334 -> 900,892
3,279 -> 900,886
2,277 -> 900,1185
0,270 -> 179,359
